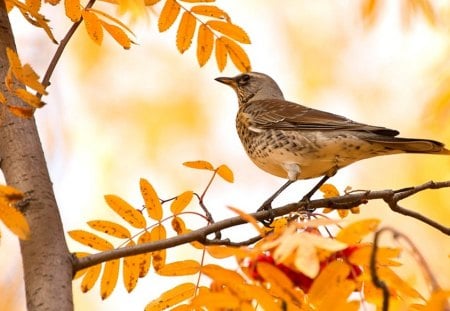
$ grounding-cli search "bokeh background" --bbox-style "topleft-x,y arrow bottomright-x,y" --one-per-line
1,0 -> 449,310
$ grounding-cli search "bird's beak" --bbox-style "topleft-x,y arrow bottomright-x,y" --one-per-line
215,76 -> 237,88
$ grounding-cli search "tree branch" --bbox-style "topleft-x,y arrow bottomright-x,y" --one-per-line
73,180 -> 450,272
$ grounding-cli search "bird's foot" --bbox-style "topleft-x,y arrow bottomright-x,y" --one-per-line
257,201 -> 275,227
299,195 -> 315,212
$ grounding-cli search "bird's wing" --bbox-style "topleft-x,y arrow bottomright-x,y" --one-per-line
244,99 -> 399,136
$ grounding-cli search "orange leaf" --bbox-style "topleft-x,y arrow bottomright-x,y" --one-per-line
145,283 -> 196,311
80,264 -> 102,292
196,24 -> 214,67
0,185 -> 24,201
0,91 -> 6,104
81,10 -> 103,44
157,260 -> 200,276
256,261 -> 303,305
201,264 -> 246,284
101,259 -> 120,299
422,290 -> 450,311
336,218 -> 380,244
206,245 -> 249,259
151,224 -> 166,271
216,164 -> 234,182
191,5 -> 230,21
207,20 -> 250,44
191,291 -> 240,309
319,183 -> 340,198
176,11 -> 196,53
68,230 -> 114,251
100,21 -> 132,49
348,245 -> 401,267
179,0 -> 214,2
361,0 -> 380,26
215,37 -> 227,71
25,0 -> 41,13
65,0 -> 81,21
14,88 -> 44,108
123,241 -> 140,292
140,178 -> 163,221
170,191 -> 193,214
104,194 -> 146,228
137,231 -> 152,277
171,216 -> 186,234
219,36 -> 251,72
88,8 -> 135,35
145,0 -> 161,4
0,198 -> 30,240
158,0 -> 180,32
87,220 -> 131,239
7,105 -> 35,118
182,160 -> 214,170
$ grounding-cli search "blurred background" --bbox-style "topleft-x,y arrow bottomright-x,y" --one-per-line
1,0 -> 449,310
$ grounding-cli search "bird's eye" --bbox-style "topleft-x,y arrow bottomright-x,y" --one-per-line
238,74 -> 251,85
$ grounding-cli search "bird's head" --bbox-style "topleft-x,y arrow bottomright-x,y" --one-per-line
215,72 -> 284,105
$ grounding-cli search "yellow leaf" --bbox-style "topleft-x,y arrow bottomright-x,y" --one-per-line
68,230 -> 114,251
336,218 -> 380,244
170,191 -> 193,214
377,266 -> 424,300
361,0 -> 380,27
25,0 -> 41,13
0,198 -> 30,240
123,241 -> 140,292
158,0 -> 180,32
6,47 -> 22,74
206,245 -> 249,259
88,8 -> 135,35
145,0 -> 161,5
7,105 -> 35,118
348,245 -> 401,267
137,231 -> 152,277
206,20 -> 250,44
191,5 -> 230,21
228,206 -> 265,236
140,178 -> 163,221
145,283 -> 196,311
216,164 -> 234,182
73,252 -> 90,280
176,11 -> 196,53
182,160 -> 214,170
104,194 -> 146,228
191,292 -> 240,309
179,0 -> 214,2
157,260 -> 200,276
201,264 -> 246,284
80,264 -> 102,292
256,261 -> 303,305
101,259 -> 120,299
319,183 -> 339,198
65,0 -> 81,21
82,10 -> 103,44
151,225 -> 166,271
0,185 -> 23,201
196,24 -> 214,67
213,37 -> 231,71
14,88 -> 44,108
171,216 -> 186,234
21,64 -> 46,94
308,260 -> 352,305
422,290 -> 450,311
87,220 -> 131,239
101,21 -> 132,49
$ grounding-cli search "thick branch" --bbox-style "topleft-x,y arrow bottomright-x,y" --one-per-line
74,180 -> 450,272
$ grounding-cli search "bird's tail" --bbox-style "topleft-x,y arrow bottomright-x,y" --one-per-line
367,137 -> 450,155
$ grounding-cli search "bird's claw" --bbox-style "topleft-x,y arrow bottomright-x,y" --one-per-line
257,202 -> 275,227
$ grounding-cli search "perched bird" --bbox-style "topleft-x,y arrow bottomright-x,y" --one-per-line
215,72 -> 450,210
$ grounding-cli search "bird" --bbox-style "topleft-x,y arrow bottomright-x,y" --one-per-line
215,72 -> 450,212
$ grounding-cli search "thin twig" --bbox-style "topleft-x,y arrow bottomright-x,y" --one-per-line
73,180 -> 450,272
38,0 -> 97,99
370,228 -> 391,311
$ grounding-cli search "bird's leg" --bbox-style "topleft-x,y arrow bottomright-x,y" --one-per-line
258,180 -> 296,212
300,167 -> 338,211
258,179 -> 296,226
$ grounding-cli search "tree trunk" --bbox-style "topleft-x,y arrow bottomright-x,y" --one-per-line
0,2 -> 73,310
